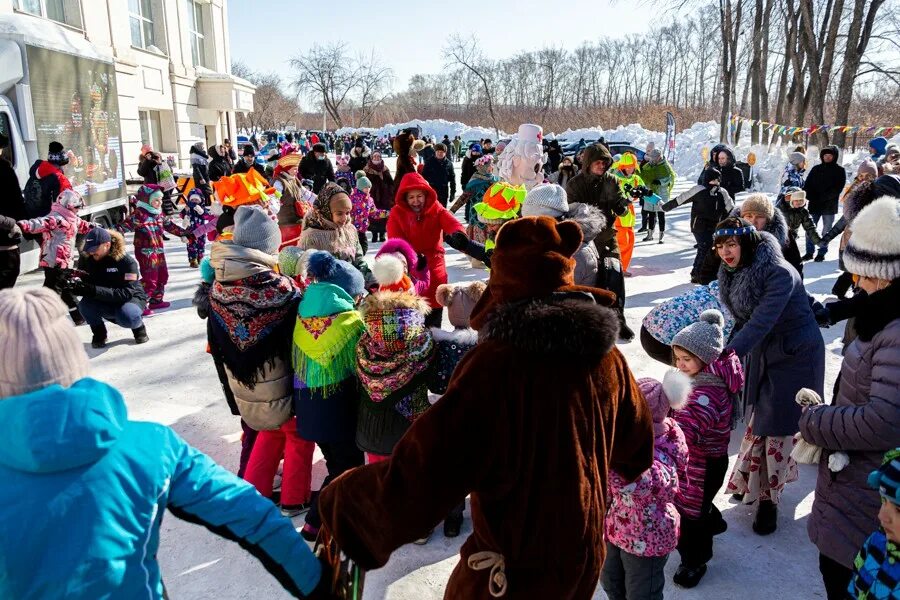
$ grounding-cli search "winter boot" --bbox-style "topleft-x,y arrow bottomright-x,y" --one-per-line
132,325 -> 149,344
752,499 -> 778,535
148,300 -> 171,310
658,230 -> 665,244
800,252 -> 814,262
189,259 -> 199,268
90,323 -> 108,349
70,308 -> 85,326
643,229 -> 654,242
618,318 -> 635,343
443,515 -> 463,538
673,563 -> 707,588
814,248 -> 827,262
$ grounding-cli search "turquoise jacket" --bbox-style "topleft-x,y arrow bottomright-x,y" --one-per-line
0,378 -> 320,599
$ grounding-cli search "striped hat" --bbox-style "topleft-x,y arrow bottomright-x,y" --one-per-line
844,196 -> 900,281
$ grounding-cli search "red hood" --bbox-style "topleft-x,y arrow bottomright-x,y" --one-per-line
394,172 -> 438,215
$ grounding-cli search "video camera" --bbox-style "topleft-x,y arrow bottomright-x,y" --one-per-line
57,268 -> 89,291
623,183 -> 654,199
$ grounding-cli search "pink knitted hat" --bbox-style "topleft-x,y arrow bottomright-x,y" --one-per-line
638,371 -> 691,436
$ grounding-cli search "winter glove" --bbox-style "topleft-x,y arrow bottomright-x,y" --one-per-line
416,253 -> 427,271
812,303 -> 831,328
444,231 -> 469,252
661,199 -> 679,212
71,281 -> 96,298
192,204 -> 205,215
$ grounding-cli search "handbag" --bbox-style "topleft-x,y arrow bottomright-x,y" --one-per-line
313,525 -> 366,600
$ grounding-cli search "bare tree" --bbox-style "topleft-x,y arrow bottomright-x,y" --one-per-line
231,63 -> 302,133
354,51 -> 394,128
445,34 -> 501,138
289,43 -> 360,129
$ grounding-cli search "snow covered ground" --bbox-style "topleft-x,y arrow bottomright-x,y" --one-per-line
17,159 -> 847,599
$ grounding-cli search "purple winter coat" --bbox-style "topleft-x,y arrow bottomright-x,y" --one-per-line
799,284 -> 900,568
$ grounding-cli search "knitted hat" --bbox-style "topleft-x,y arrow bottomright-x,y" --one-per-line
475,181 -> 527,225
355,171 -> 372,191
522,183 -> 569,219
638,371 -> 690,435
671,309 -> 725,365
312,143 -> 327,154
336,155 -> 349,167
306,251 -> 365,297
740,193 -> 775,220
470,143 -> 483,155
789,152 -> 806,166
373,254 -> 413,293
47,141 -> 68,166
843,196 -> 900,280
135,184 -> 163,206
278,246 -> 307,279
868,447 -> 900,505
646,148 -> 662,162
0,288 -> 90,398
232,205 -> 281,255
435,281 -> 487,329
242,144 -> 255,157
858,158 -> 878,179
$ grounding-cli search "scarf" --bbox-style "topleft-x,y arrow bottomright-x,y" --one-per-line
209,270 -> 299,388
299,209 -> 359,261
138,201 -> 161,215
693,371 -> 743,429
365,160 -> 386,176
356,305 -> 434,404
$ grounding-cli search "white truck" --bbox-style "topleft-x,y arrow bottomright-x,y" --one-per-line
0,13 -> 129,271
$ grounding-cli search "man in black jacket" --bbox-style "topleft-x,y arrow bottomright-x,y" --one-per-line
74,228 -> 149,348
299,143 -> 336,193
232,144 -> 266,177
698,144 -> 744,199
803,145 -> 846,261
422,143 -> 457,207
0,134 -> 25,289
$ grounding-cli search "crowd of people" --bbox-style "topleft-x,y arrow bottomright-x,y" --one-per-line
0,124 -> 898,600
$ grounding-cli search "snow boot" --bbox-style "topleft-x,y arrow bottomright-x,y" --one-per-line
814,248 -> 827,262
90,324 -> 108,349
280,502 -> 311,518
643,229 -> 654,242
132,325 -> 149,344
189,259 -> 199,268
443,515 -> 463,538
800,252 -> 814,262
673,563 -> 707,588
658,230 -> 665,244
300,523 -> 318,542
149,300 -> 171,310
618,319 -> 635,343
752,499 -> 778,535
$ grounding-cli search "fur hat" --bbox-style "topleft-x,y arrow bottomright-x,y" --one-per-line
0,287 -> 90,398
375,238 -> 417,272
412,140 -> 426,153
843,196 -> 900,280
232,206 -> 281,255
786,188 -> 807,207
672,309 -> 725,365
789,152 -> 806,167
469,216 -> 615,330
435,281 -> 486,329
434,143 -> 447,153
306,251 -> 365,297
373,254 -> 413,293
392,132 -> 416,157
522,183 -> 569,219
638,371 -> 690,436
740,193 -> 775,220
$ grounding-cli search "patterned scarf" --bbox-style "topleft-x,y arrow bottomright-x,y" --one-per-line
299,208 -> 359,262
209,270 -> 300,388
356,305 -> 434,404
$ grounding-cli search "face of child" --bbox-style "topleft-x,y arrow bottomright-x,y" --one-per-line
150,196 -> 163,210
879,498 -> 900,544
406,190 -> 427,213
741,211 -> 769,231
287,166 -> 298,177
436,150 -> 446,160
716,237 -> 742,268
673,346 -> 704,377
621,165 -> 635,176
330,194 -> 352,226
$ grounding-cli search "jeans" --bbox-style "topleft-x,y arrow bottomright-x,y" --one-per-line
807,213 -> 835,255
819,553 -> 853,600
692,230 -> 713,277
78,298 -> 144,329
305,440 -> 364,529
601,543 -> 668,600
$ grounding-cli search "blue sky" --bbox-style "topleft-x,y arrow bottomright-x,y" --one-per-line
228,0 -> 657,102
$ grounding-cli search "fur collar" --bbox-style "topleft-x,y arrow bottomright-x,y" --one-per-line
855,281 -> 900,342
729,205 -> 788,247
108,230 -> 127,260
483,296 -> 619,362
565,203 -> 607,243
360,291 -> 431,317
351,147 -> 371,159
430,327 -> 478,345
717,231 -> 784,322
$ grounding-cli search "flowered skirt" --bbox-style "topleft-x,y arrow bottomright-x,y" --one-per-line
726,416 -> 798,504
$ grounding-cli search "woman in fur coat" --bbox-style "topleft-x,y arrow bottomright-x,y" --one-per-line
714,217 -> 825,535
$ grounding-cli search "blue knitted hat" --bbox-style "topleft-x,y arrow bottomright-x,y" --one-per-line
306,251 -> 365,298
869,447 -> 900,505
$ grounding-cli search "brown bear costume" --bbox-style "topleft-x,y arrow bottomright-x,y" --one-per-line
319,216 -> 654,599
392,132 -> 418,201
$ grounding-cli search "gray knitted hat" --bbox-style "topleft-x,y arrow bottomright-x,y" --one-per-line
232,206 -> 281,255
789,152 -> 806,166
522,183 -> 569,218
0,288 -> 90,398
671,309 -> 725,365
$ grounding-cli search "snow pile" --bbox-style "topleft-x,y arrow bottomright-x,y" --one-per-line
335,119 -> 503,141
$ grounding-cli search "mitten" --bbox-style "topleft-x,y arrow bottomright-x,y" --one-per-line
416,253 -> 427,271
813,303 -> 831,328
791,388 -> 824,465
193,204 -> 205,215
828,451 -> 850,472
71,281 -> 96,297
661,199 -> 679,212
444,231 -> 469,251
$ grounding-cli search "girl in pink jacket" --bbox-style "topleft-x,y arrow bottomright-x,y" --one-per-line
601,373 -> 689,600
670,309 -> 745,588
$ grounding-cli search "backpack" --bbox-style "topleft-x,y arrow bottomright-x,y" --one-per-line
22,168 -> 45,219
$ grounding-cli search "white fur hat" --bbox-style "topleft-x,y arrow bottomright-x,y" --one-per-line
516,124 -> 543,145
843,196 -> 900,281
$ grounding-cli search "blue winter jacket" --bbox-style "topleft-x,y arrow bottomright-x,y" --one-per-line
0,378 -> 321,599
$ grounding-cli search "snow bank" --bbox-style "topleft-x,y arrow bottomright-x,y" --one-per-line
336,119 -> 503,141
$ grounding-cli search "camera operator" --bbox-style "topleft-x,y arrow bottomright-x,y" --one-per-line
73,228 -> 149,348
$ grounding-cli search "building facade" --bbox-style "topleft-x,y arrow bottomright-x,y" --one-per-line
1,0 -> 254,174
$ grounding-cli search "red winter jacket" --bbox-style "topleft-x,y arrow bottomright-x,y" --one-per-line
387,172 -> 464,307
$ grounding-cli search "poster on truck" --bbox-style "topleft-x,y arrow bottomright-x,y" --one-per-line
26,45 -> 125,207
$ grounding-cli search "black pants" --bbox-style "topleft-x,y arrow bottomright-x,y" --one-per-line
677,455 -> 729,568
358,231 -> 369,256
0,249 -> 20,290
425,306 -> 443,328
43,267 -> 79,312
691,230 -> 713,278
819,553 -> 853,600
305,440 -> 364,529
646,212 -> 666,232
640,326 -> 672,365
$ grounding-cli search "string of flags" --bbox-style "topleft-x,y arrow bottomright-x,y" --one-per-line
729,114 -> 898,138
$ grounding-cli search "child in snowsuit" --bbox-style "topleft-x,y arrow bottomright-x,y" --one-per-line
612,152 -> 644,273
118,184 -> 189,312
601,373 -> 689,600
848,448 -> 900,600
292,251 -> 367,541
181,188 -> 215,267
776,187 -> 821,279
17,188 -> 93,324
349,171 -> 387,255
373,238 -> 430,297
670,309 -> 745,588
334,155 -> 356,190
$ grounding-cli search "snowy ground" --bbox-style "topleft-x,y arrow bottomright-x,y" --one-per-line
17,160 -> 847,599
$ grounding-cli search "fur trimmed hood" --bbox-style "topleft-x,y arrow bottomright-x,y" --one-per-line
483,295 -> 619,363
108,230 -> 127,260
729,203 -> 788,247
359,290 -> 431,317
717,230 -> 784,322
565,202 -> 607,243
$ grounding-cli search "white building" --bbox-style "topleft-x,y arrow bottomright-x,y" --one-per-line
0,0 -> 254,174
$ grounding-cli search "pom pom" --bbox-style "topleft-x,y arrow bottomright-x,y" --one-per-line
372,254 -> 405,286
435,283 -> 455,308
699,309 -> 724,328
462,280 -> 487,302
662,370 -> 691,410
306,251 -> 337,280
278,246 -> 306,278
829,451 -> 850,472
355,170 -> 366,179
